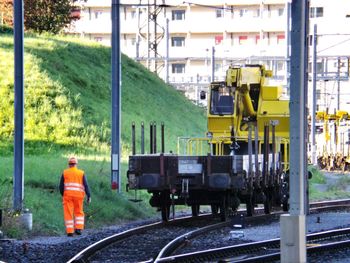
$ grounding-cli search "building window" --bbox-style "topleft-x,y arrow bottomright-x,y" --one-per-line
215,35 -> 223,45
239,36 -> 248,45
239,9 -> 248,17
71,8 -> 81,19
308,62 -> 324,74
310,7 -> 323,18
316,89 -> 321,100
94,37 -> 102,42
255,35 -> 260,44
278,8 -> 284,16
216,8 -> 224,18
131,38 -> 136,45
94,10 -> 103,19
277,61 -> 284,71
215,63 -> 221,72
316,62 -> 324,73
172,63 -> 185,74
277,34 -> 285,44
253,9 -> 260,18
172,10 -> 185,20
131,10 -> 136,19
309,35 -> 318,46
230,33 -> 234,45
229,6 -> 234,19
171,37 -> 185,47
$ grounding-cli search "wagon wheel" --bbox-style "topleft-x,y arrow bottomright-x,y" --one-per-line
246,194 -> 254,217
263,191 -> 272,214
191,205 -> 200,217
220,197 -> 228,222
282,200 -> 289,212
211,204 -> 219,215
161,205 -> 170,221
160,191 -> 171,221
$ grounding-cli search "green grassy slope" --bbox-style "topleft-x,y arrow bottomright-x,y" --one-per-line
0,33 -> 206,153
0,32 -> 206,237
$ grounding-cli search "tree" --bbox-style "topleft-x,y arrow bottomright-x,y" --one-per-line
24,0 -> 81,34
0,0 -> 13,26
0,0 -> 82,34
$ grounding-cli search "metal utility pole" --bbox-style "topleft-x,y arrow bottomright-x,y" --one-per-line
146,0 -> 150,69
111,0 -> 121,192
139,0 -> 167,74
337,57 -> 341,110
13,0 -> 24,211
311,24 -> 317,165
165,18 -> 169,83
211,46 -> 215,82
280,0 -> 308,262
285,1 -> 291,93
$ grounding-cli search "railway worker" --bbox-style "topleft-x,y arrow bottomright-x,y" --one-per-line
59,156 -> 91,237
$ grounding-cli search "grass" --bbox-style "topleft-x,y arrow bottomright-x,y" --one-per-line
308,166 -> 350,201
308,165 -> 326,184
0,32 -> 207,238
0,33 -> 207,154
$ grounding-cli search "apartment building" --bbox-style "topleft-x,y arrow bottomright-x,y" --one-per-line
71,0 -> 350,110
71,0 -> 288,105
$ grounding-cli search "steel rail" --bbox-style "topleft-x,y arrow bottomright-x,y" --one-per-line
224,230 -> 350,263
67,214 -> 213,263
67,221 -> 163,263
153,212 -> 278,262
154,200 -> 350,262
156,227 -> 350,262
68,199 -> 350,263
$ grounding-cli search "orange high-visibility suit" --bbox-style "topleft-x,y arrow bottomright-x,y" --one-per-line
59,166 -> 90,234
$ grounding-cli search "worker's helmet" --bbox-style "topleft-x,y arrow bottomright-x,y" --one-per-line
68,156 -> 78,165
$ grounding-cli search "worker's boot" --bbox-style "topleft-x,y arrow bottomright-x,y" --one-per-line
75,229 -> 82,235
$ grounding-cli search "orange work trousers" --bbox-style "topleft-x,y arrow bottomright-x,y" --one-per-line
63,195 -> 85,234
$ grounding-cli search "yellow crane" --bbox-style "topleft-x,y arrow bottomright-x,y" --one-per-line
127,64 -> 291,221
315,110 -> 350,171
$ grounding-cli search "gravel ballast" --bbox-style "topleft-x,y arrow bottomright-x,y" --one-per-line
2,211 -> 350,262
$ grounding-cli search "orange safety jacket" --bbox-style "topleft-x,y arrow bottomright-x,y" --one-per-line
62,167 -> 86,199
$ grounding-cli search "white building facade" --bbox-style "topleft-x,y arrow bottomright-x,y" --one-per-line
71,0 -> 350,110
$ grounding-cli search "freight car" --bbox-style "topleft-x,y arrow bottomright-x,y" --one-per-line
127,64 -> 290,221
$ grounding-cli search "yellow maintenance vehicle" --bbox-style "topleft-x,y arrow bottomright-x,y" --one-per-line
127,64 -> 290,221
316,110 -> 350,171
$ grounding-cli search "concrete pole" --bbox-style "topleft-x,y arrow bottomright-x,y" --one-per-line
13,0 -> 24,211
111,0 -> 121,192
280,0 -> 308,262
311,24 -> 317,165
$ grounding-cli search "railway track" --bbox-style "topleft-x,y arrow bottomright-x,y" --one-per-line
155,227 -> 350,262
68,199 -> 350,263
67,214 -> 218,263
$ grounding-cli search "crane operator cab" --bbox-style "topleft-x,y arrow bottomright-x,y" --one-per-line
210,85 -> 234,116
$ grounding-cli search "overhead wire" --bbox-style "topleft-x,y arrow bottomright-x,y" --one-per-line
317,37 -> 350,53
